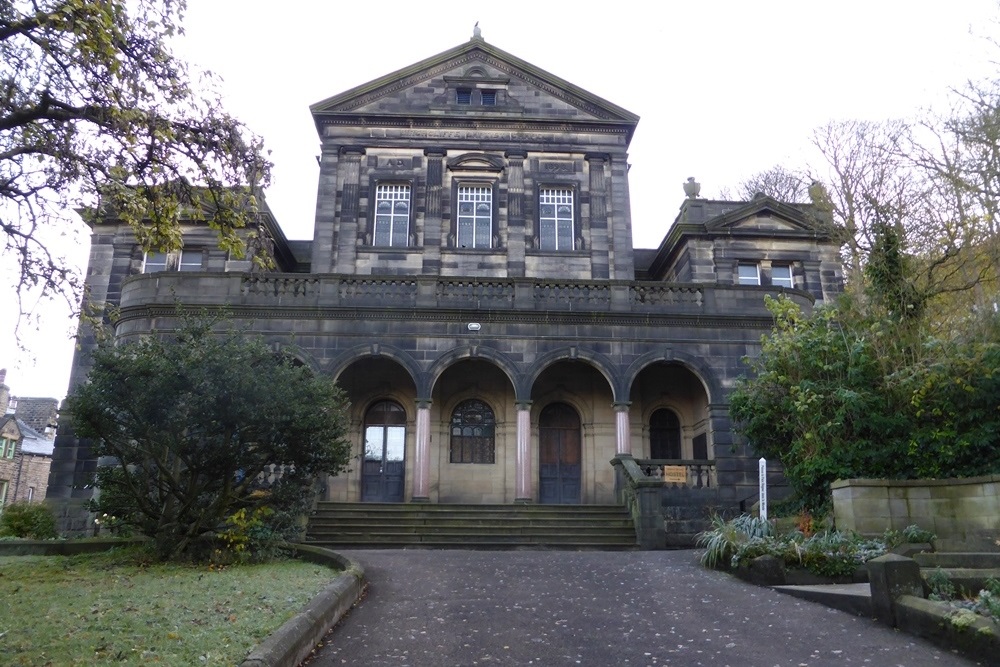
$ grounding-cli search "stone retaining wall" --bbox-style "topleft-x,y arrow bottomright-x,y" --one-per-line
832,476 -> 1000,551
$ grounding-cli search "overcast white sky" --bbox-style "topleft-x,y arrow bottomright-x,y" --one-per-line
2,0 -> 998,402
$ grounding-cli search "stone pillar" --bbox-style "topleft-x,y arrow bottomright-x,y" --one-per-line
412,399 -> 432,501
867,554 -> 924,627
614,402 -> 632,455
515,401 -> 533,502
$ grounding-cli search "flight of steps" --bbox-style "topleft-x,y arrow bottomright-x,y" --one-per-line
305,502 -> 638,549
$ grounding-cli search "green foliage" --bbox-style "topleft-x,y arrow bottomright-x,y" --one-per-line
902,524 -> 936,544
724,525 -> 892,578
0,501 -> 58,539
731,295 -> 1000,512
2,0 -> 272,315
65,314 -> 351,561
927,568 -> 957,601
695,513 -> 773,569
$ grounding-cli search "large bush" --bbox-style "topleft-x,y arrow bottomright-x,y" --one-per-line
0,502 -> 58,539
731,295 -> 1000,512
66,315 -> 351,561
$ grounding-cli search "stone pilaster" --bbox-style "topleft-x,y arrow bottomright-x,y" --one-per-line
515,401 -> 533,501
505,150 -> 527,277
614,402 -> 632,455
585,153 -> 610,279
412,399 -> 432,501
422,148 -> 446,275
333,147 -> 365,273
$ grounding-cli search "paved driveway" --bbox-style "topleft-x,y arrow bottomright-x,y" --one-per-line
306,549 -> 976,667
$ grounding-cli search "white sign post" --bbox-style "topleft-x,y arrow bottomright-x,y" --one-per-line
758,457 -> 768,522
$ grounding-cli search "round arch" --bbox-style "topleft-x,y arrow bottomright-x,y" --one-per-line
426,345 -> 520,399
622,350 -> 721,404
329,343 -> 422,392
521,348 -> 619,401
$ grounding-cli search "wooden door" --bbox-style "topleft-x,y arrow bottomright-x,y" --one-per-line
538,402 -> 581,504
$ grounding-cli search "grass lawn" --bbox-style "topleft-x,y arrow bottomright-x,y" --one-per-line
0,545 -> 341,666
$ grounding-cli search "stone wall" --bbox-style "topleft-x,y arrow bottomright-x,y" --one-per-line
831,476 -> 1000,551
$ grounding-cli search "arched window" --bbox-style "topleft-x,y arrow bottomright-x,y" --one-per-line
650,409 -> 682,459
450,399 -> 496,464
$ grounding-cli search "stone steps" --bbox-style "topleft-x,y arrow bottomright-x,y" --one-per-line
305,502 -> 638,550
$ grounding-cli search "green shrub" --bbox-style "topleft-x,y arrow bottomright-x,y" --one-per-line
0,502 -> 58,539
696,514 -> 772,569
926,568 -> 956,601
902,524 -> 936,543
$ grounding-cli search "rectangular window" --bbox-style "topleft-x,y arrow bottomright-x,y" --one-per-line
373,184 -> 411,247
457,88 -> 472,105
143,251 -> 169,273
2,438 -> 14,459
539,188 -> 575,250
737,262 -> 760,286
178,250 -> 202,272
0,480 -> 7,508
772,264 -> 793,289
26,486 -> 34,502
481,90 -> 497,105
457,186 -> 493,249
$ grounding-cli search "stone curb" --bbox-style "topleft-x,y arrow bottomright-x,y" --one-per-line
0,538 -> 365,667
240,544 -> 365,667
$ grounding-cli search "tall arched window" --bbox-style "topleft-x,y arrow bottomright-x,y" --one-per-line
450,399 -> 496,464
650,409 -> 682,459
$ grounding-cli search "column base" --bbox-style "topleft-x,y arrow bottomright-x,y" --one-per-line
410,496 -> 431,503
514,497 -> 534,504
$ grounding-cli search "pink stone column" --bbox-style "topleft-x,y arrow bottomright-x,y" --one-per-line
614,402 -> 632,455
515,401 -> 532,502
412,400 -> 431,501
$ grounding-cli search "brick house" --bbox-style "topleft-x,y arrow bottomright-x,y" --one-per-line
0,370 -> 56,508
47,33 -> 843,542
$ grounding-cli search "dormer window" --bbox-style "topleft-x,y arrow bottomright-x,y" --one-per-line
457,89 -> 472,105
481,90 -> 497,106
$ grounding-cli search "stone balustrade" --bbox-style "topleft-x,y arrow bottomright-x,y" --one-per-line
118,272 -> 811,317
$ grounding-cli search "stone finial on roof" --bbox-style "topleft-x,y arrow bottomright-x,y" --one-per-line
473,21 -> 482,40
683,177 -> 701,199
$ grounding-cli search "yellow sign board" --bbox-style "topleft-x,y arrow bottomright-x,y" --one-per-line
662,466 -> 688,484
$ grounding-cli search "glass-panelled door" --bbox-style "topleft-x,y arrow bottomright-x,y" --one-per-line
361,401 -> 406,502
538,402 -> 582,504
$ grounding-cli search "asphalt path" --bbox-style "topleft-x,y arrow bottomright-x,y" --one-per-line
305,549 -> 978,667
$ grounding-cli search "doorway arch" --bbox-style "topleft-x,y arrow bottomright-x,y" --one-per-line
538,402 -> 581,504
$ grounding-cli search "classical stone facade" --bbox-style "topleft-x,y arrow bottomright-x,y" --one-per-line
48,35 -> 843,534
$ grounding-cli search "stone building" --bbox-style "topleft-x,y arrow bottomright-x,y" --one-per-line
0,370 -> 56,508
47,33 -> 843,540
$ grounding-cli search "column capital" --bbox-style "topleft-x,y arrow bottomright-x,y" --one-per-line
514,400 -> 533,410
612,401 -> 632,412
415,398 -> 433,409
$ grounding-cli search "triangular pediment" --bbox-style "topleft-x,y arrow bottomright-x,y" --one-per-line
704,195 -> 830,235
311,38 -> 639,132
